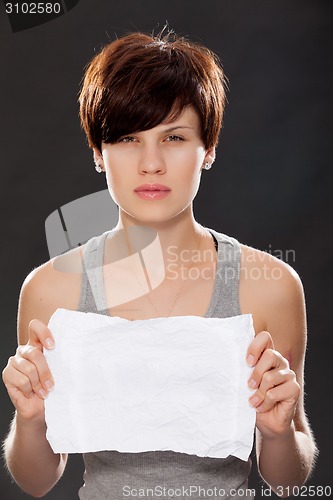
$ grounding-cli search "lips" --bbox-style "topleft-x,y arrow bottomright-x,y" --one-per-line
134,183 -> 171,201
134,183 -> 171,192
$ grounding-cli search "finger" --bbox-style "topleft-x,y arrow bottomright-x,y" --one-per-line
246,331 -> 274,367
28,319 -> 55,350
10,354 -> 53,398
2,362 -> 33,397
16,345 -> 54,396
248,368 -> 294,408
253,378 -> 300,414
257,367 -> 294,396
10,355 -> 40,389
248,349 -> 289,390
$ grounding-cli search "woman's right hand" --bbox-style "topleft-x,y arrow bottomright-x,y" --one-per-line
2,319 -> 55,422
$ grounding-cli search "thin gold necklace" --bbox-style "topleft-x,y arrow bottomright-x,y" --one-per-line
125,229 -> 205,318
145,236 -> 204,318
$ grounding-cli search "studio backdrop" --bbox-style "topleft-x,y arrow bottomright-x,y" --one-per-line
0,1 -> 332,498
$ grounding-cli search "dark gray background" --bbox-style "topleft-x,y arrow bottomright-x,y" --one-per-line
0,0 -> 332,498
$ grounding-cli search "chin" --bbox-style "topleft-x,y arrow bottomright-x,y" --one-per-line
121,206 -> 187,225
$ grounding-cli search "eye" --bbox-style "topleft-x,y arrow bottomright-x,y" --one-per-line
118,136 -> 137,143
166,135 -> 183,142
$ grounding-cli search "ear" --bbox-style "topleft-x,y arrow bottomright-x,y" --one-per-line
204,146 -> 216,164
93,147 -> 105,170
203,147 -> 216,168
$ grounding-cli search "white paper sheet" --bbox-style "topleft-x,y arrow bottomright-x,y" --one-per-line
44,309 -> 256,461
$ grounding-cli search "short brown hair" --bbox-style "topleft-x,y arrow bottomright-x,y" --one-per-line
79,30 -> 227,152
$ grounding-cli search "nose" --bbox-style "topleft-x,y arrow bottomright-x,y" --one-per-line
138,143 -> 166,175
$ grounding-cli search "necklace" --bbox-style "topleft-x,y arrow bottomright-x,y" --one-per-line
144,254 -> 200,318
125,228 -> 205,318
139,232 -> 203,318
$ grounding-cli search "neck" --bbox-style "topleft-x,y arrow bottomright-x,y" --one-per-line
114,206 -> 211,263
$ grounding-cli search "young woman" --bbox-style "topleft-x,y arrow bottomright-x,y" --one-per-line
2,30 -> 317,499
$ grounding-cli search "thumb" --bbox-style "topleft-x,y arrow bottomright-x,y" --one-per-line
28,319 -> 55,350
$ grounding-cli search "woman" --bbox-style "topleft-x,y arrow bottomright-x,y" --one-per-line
2,30 -> 317,499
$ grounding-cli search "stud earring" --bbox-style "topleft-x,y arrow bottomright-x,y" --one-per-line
203,162 -> 212,170
95,163 -> 103,173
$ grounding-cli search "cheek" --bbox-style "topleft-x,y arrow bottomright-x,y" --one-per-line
176,150 -> 204,182
175,146 -> 203,164
102,163 -> 125,204
102,153 -> 123,184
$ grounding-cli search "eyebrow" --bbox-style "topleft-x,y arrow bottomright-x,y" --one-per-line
162,126 -> 195,133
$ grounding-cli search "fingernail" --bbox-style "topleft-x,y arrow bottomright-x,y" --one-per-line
45,338 -> 54,349
247,354 -> 255,366
248,379 -> 256,389
249,396 -> 259,407
38,388 -> 48,399
44,380 -> 54,390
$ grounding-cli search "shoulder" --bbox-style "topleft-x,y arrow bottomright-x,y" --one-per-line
22,245 -> 86,307
18,246 -> 85,342
240,244 -> 304,305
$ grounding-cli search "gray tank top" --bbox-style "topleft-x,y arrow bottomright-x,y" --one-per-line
77,227 -> 254,499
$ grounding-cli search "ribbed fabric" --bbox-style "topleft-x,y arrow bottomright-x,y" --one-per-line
77,227 -> 254,499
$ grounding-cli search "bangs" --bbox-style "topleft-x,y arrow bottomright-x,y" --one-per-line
99,50 -> 203,143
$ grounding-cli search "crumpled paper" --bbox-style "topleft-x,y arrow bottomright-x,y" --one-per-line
44,309 -> 255,461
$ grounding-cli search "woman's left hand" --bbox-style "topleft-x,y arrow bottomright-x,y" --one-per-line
246,330 -> 301,438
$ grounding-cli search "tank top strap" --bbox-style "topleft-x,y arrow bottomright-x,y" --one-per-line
205,227 -> 242,319
78,231 -> 109,315
78,227 -> 242,320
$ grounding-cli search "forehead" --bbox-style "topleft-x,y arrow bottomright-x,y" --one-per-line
160,105 -> 200,129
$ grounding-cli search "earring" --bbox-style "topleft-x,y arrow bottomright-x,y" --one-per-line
203,162 -> 212,170
95,163 -> 103,173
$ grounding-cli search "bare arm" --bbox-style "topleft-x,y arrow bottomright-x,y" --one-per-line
4,411 -> 67,498
2,260 -> 80,497
245,253 -> 318,496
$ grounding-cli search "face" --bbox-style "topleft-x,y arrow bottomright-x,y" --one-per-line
94,106 -> 215,226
